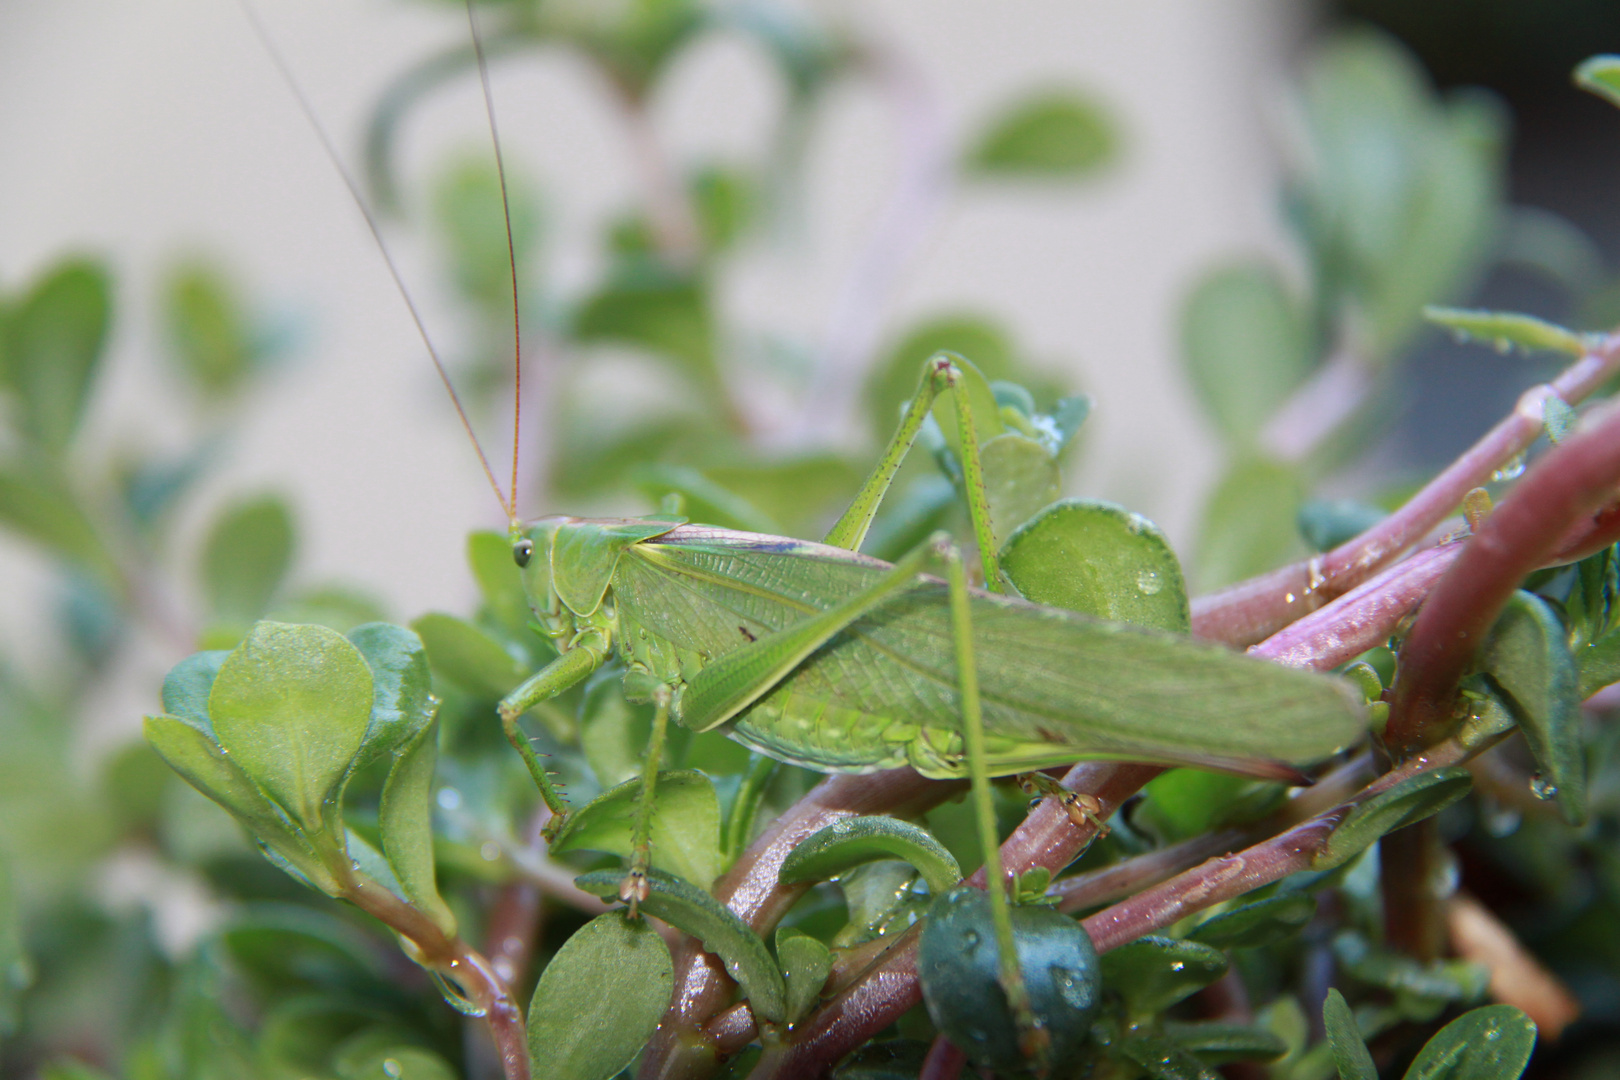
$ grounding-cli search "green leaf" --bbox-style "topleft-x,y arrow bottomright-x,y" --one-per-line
39,1063 -> 116,1080
931,353 -> 1006,464
980,434 -> 1061,553
526,911 -> 672,1080
692,165 -> 755,255
163,259 -> 257,400
161,649 -> 229,725
778,815 -> 962,895
1424,306 -> 1589,357
0,456 -> 114,576
1180,263 -> 1312,446
1323,988 -> 1377,1080
379,718 -> 453,936
1098,936 -> 1228,1017
208,622 -> 374,838
1334,931 -> 1489,1004
1579,629 -> 1620,699
410,612 -> 528,698
1575,55 -> 1620,111
917,888 -> 1100,1076
349,623 -> 437,764
1315,767 -> 1473,870
1189,893 -> 1316,950
579,669 -> 656,789
433,155 -> 541,312
201,495 -> 295,622
776,927 -> 833,1023
1402,1004 -> 1535,1080
1482,591 -> 1585,825
1136,770 -> 1284,842
0,853 -> 27,1039
552,771 -> 723,890
965,91 -> 1117,179
1001,498 -> 1189,632
572,270 -> 725,408
3,258 -> 111,456
866,317 -> 1016,445
1196,457 -> 1305,590
467,531 -> 533,638
1115,1032 -> 1220,1080
1161,1021 -> 1288,1067
575,868 -> 787,1024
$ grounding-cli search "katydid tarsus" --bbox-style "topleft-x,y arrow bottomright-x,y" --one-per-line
260,0 -> 1364,1065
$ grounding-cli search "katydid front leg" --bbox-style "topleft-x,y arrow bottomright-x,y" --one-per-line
497,637 -> 608,839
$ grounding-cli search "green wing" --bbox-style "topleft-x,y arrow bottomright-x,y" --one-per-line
613,526 -> 1363,780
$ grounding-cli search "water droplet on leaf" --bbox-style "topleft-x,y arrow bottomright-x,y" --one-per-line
1493,453 -> 1526,482
1530,775 -> 1558,801
382,1059 -> 403,1079
1135,570 -> 1162,595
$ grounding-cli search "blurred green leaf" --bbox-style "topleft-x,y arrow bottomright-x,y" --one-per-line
0,456 -> 115,578
1002,498 -> 1189,632
1576,55 -> 1620,111
1098,936 -> 1228,1017
410,612 -> 528,698
573,270 -> 725,409
432,155 -> 541,313
576,868 -> 786,1023
1189,892 -> 1315,950
1195,457 -> 1304,590
2,259 -> 111,456
633,463 -> 779,533
201,496 -> 295,623
705,455 -> 862,539
980,433 -> 1060,552
208,622 -> 374,839
1115,1032 -> 1219,1080
965,91 -> 1117,179
692,165 -> 755,256
1180,263 -> 1312,446
1482,592 -> 1585,825
1403,1004 -> 1535,1080
776,927 -> 832,1024
866,317 -> 1015,444
164,260 -> 256,399
0,853 -> 27,1040
778,815 -> 961,895
467,530 -> 531,638
552,770 -> 723,889
1323,987 -> 1377,1080
526,912 -> 673,1080
1298,498 -> 1385,553
1136,770 -> 1283,842
335,1044 -> 456,1080
1315,767 -> 1473,870
1424,306 -> 1589,357
1334,931 -> 1489,1004
1161,1021 -> 1287,1067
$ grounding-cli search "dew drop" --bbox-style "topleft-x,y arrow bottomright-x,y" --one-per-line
436,787 -> 462,810
1493,453 -> 1526,482
1284,592 -> 1296,604
962,930 -> 981,952
1136,570 -> 1162,595
480,841 -> 502,861
1052,967 -> 1092,1010
382,1059 -> 403,1079
430,971 -> 486,1016
1484,1027 -> 1502,1042
1168,961 -> 1185,972
1530,775 -> 1558,801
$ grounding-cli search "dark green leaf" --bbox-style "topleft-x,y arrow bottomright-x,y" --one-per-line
0,853 -> 26,1038
201,495 -> 295,622
1001,498 -> 1189,632
1402,1004 -> 1535,1080
1575,55 -> 1620,111
553,771 -> 723,889
163,259 -> 256,399
349,623 -> 436,764
1099,936 -> 1228,1017
410,612 -> 528,698
1316,767 -> 1472,870
778,815 -> 962,895
1324,987 -> 1377,1080
526,911 -> 672,1080
161,650 -> 229,725
1189,893 -> 1316,950
981,434 -> 1060,552
1195,457 -> 1305,590
1424,306 -> 1588,357
1161,1021 -> 1288,1066
4,259 -> 110,455
1482,591 -> 1585,825
1334,931 -> 1489,1004
208,622 -> 374,838
776,927 -> 833,1023
918,888 -> 1100,1076
1115,1032 -> 1220,1080
965,91 -> 1117,179
1299,499 -> 1386,553
1579,629 -> 1620,699
1180,262 -> 1311,446
575,868 -> 786,1023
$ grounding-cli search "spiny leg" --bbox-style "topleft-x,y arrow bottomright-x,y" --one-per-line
620,684 -> 673,917
943,542 -> 1046,1067
497,644 -> 605,838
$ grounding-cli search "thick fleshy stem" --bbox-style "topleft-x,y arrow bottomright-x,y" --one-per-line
1192,334 -> 1620,647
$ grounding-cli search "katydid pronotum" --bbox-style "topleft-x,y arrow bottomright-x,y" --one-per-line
253,1 -> 1365,1066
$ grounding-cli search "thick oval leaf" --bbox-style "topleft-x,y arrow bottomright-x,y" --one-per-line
1315,768 -> 1473,871
1576,55 -> 1620,111
1483,591 -> 1585,825
1424,306 -> 1588,357
1402,1004 -> 1535,1080
349,623 -> 436,764
1161,1021 -> 1287,1067
5,259 -> 111,456
965,91 -> 1117,179
551,770 -> 723,890
918,888 -> 1101,1076
981,434 -> 1060,552
778,815 -> 961,895
776,927 -> 833,1023
572,272 -> 724,405
208,622 -> 374,836
575,868 -> 786,1024
1188,892 -> 1316,950
1002,499 -> 1189,632
526,911 -> 673,1080
1180,263 -> 1310,447
1115,1032 -> 1219,1080
1323,988 -> 1376,1080
379,719 -> 454,936
410,612 -> 528,698
1098,936 -> 1228,1016
201,496 -> 294,622
1196,457 -> 1304,590
160,650 -> 229,726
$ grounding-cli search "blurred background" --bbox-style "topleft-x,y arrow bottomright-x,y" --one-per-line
2,0 -> 1620,1075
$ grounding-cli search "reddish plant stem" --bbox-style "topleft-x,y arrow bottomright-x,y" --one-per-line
1051,829 -> 1247,914
1379,817 -> 1448,962
1192,336 -> 1620,647
1388,400 -> 1620,753
919,1035 -> 968,1080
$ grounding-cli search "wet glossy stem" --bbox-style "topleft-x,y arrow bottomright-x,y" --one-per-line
1192,334 -> 1620,647
342,873 -> 529,1080
1388,400 -> 1620,753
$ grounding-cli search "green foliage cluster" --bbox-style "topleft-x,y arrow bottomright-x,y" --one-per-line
6,7 -> 1620,1080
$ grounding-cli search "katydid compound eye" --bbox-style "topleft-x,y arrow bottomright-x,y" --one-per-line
513,538 -> 533,568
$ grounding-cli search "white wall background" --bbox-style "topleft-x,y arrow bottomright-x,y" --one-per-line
0,0 -> 1307,748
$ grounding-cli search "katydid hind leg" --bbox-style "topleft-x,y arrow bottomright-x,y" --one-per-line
620,684 -> 673,917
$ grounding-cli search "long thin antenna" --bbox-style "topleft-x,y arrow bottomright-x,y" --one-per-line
238,0 -> 517,523
465,0 -> 524,523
